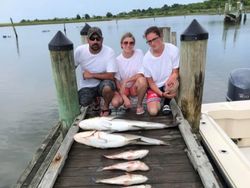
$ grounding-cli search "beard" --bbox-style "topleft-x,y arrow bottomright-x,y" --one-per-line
89,43 -> 102,53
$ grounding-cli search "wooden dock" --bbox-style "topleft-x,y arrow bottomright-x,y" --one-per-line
13,100 -> 223,188
53,109 -> 203,187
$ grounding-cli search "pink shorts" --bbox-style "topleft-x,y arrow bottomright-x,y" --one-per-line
124,83 -> 137,97
146,89 -> 161,103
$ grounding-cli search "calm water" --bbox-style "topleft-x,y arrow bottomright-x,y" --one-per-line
0,14 -> 249,187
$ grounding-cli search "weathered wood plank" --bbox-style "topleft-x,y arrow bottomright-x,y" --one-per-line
170,99 -> 220,188
38,107 -> 88,188
29,132 -> 63,187
15,122 -> 62,188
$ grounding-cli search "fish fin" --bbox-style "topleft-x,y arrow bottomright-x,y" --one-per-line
132,137 -> 169,145
92,177 -> 98,183
131,125 -> 147,129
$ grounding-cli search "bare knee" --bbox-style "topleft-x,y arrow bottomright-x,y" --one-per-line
137,77 -> 148,88
147,107 -> 159,116
112,99 -> 123,108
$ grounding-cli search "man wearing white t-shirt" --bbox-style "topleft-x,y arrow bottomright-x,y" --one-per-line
143,26 -> 180,116
74,27 -> 118,116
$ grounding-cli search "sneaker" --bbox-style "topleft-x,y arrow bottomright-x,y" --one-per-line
162,104 -> 171,115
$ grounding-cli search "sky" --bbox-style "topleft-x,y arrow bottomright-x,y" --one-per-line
0,0 -> 204,23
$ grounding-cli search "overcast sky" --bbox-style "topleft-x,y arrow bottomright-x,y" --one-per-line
0,0 -> 204,23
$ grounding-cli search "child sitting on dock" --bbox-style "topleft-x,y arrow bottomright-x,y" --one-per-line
143,26 -> 180,116
111,32 -> 148,115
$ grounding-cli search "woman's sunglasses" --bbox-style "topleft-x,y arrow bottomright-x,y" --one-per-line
123,41 -> 135,45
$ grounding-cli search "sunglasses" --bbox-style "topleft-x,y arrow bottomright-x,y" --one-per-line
146,37 -> 160,44
123,41 -> 135,45
89,36 -> 102,42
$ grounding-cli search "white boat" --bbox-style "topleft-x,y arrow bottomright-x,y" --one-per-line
200,100 -> 250,188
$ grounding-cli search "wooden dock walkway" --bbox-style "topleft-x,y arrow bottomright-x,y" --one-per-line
53,109 -> 203,188
15,100 -> 224,188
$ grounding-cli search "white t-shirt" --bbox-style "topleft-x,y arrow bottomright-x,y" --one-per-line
74,44 -> 117,88
115,49 -> 144,87
143,43 -> 179,88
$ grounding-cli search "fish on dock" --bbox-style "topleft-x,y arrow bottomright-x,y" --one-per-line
78,116 -> 177,132
104,149 -> 149,160
122,185 -> 152,188
74,131 -> 167,149
100,160 -> 149,172
95,173 -> 148,185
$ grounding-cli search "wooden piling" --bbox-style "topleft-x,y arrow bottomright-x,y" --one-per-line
159,26 -> 171,42
63,23 -> 66,35
80,23 -> 91,44
171,31 -> 177,45
48,31 -> 80,134
177,19 -> 209,132
10,17 -> 18,39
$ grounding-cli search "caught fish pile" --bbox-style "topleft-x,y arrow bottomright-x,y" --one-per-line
96,173 -> 148,186
78,116 -> 176,132
74,116 -> 172,186
100,160 -> 149,172
122,185 -> 152,188
74,131 -> 167,149
104,149 -> 149,160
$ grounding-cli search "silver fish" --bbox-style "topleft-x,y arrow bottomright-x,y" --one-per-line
101,160 -> 149,172
104,149 -> 149,160
79,116 -> 175,132
74,131 -> 167,149
95,173 -> 148,185
122,185 -> 152,188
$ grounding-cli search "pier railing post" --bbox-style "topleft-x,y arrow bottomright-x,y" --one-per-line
80,23 -> 91,44
48,31 -> 80,135
159,27 -> 171,42
177,19 -> 209,132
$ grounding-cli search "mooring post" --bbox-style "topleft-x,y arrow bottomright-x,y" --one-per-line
48,31 -> 80,135
159,27 -> 171,42
177,19 -> 209,132
171,31 -> 177,45
80,23 -> 91,44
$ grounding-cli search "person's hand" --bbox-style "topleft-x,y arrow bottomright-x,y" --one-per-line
163,91 -> 177,99
83,70 -> 93,79
165,78 -> 179,92
166,76 -> 176,89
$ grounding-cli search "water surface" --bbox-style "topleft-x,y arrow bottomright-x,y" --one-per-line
0,14 -> 249,187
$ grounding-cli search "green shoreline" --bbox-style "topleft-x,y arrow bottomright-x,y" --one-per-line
0,8 -> 249,28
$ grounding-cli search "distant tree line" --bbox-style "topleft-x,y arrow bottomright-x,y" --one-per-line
19,0 -> 250,23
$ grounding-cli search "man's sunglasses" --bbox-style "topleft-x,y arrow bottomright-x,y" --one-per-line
89,36 -> 102,42
146,37 -> 159,44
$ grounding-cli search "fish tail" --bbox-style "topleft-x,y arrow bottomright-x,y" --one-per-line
103,154 -> 114,159
96,166 -> 105,172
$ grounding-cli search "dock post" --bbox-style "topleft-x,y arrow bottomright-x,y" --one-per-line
171,31 -> 177,45
177,19 -> 209,132
159,27 -> 171,42
48,31 -> 80,135
80,23 -> 91,44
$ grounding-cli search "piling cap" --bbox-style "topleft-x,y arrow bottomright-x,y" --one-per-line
48,31 -> 73,51
181,19 -> 208,41
80,23 -> 91,35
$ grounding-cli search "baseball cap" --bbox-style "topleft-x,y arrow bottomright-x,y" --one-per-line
87,27 -> 103,38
